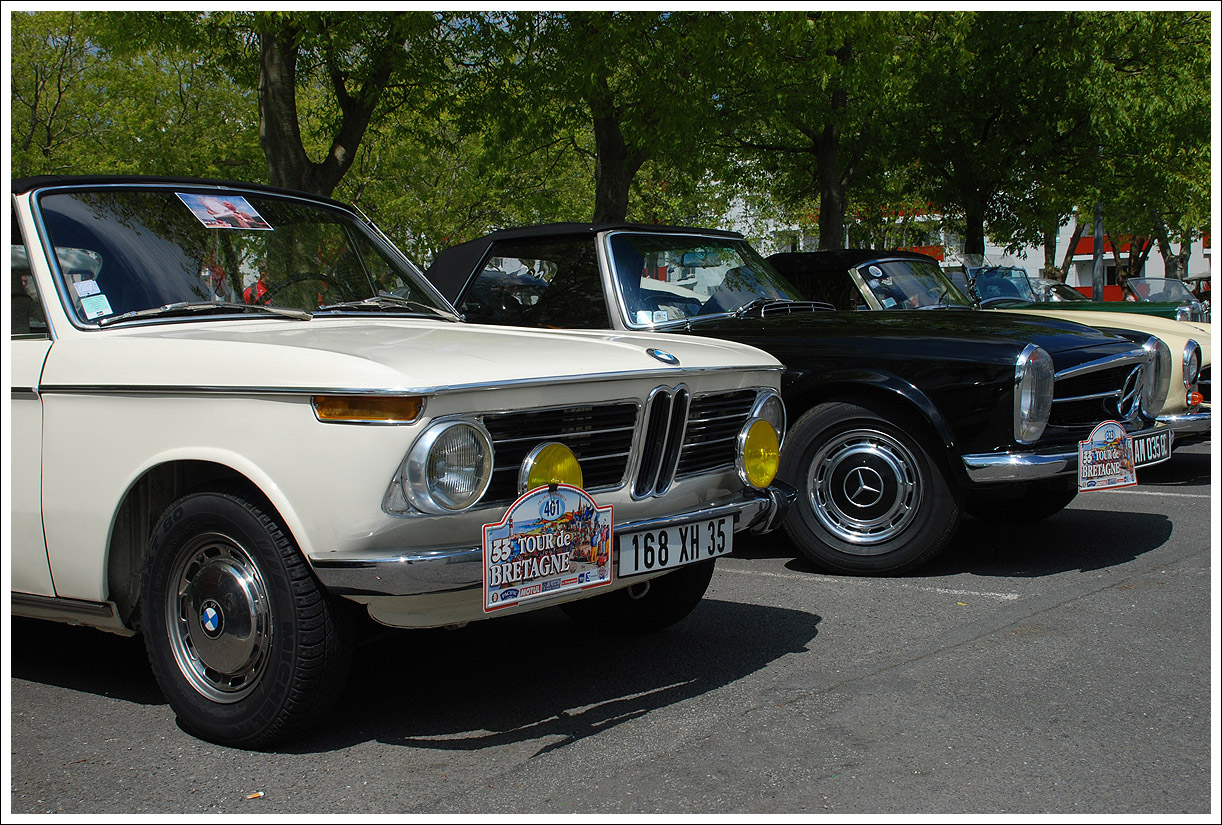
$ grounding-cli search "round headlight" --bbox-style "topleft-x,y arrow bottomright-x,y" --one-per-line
1141,336 -> 1171,416
405,420 -> 494,513
750,390 -> 787,446
1182,339 -> 1202,387
736,418 -> 780,489
1014,344 -> 1053,444
518,442 -> 583,494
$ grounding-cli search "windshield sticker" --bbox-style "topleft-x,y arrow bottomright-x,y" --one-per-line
635,310 -> 654,325
482,483 -> 613,612
880,296 -> 898,309
74,279 -> 100,298
80,293 -> 112,320
868,265 -> 884,278
1078,420 -> 1137,491
177,193 -> 273,231
652,310 -> 669,323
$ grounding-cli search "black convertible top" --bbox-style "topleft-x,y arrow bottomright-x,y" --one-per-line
424,222 -> 742,304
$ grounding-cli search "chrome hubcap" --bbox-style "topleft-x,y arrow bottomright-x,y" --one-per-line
806,427 -> 923,551
166,533 -> 272,702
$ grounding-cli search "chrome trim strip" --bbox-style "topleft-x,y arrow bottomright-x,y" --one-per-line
962,425 -> 1172,482
1052,390 -> 1122,403
35,365 -> 781,399
313,489 -> 781,596
1053,348 -> 1146,381
11,387 -> 39,399
11,593 -> 133,634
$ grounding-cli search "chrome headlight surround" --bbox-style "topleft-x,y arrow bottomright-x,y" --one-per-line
750,389 -> 787,447
1014,343 -> 1054,444
386,418 -> 494,515
1141,335 -> 1171,417
1182,339 -> 1202,388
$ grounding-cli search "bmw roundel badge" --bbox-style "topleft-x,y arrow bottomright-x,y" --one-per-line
646,348 -> 680,365
200,601 -> 223,637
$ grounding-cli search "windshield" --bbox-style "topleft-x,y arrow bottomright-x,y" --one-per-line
606,233 -> 803,326
1037,280 -> 1090,302
857,259 -> 974,309
1125,277 -> 1196,303
969,266 -> 1037,304
34,186 -> 450,325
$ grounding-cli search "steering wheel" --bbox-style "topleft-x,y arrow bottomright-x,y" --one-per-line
257,274 -> 330,307
978,295 -> 1027,308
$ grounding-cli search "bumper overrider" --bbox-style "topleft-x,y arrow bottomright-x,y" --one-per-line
313,481 -> 795,597
961,423 -> 1174,483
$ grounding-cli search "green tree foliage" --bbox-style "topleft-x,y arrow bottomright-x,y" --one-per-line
715,11 -> 923,250
11,10 -> 260,178
452,11 -> 733,223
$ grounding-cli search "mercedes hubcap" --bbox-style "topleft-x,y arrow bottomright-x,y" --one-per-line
806,427 -> 923,551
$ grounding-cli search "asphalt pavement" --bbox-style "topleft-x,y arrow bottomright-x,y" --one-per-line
5,439 -> 1216,816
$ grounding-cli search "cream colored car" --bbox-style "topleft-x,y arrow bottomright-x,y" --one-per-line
10,176 -> 790,748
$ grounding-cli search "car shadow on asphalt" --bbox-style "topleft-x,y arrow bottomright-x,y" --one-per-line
299,597 -> 821,755
733,506 -> 1177,580
9,618 -> 165,706
9,598 -> 822,756
1134,447 -> 1211,487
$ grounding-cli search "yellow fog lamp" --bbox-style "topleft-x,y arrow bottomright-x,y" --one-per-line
736,418 -> 780,489
519,442 -> 583,494
313,394 -> 424,424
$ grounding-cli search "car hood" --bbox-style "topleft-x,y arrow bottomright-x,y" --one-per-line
43,317 -> 780,391
999,308 -> 1212,356
685,308 -> 1137,366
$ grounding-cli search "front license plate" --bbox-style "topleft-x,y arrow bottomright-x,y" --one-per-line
1130,428 -> 1172,468
617,516 -> 733,577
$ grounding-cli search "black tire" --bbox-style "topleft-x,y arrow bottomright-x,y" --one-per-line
965,478 -> 1079,523
140,492 -> 353,748
780,400 -> 962,576
559,559 -> 716,634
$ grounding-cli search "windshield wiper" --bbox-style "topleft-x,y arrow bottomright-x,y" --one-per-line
317,293 -> 456,319
97,301 -> 312,327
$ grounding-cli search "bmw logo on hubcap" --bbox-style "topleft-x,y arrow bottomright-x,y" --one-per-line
646,348 -> 680,365
200,600 -> 224,637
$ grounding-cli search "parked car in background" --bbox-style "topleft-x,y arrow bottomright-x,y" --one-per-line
1183,272 -> 1211,317
768,249 -> 1210,448
964,265 -> 1208,323
424,225 -> 1171,578
1118,275 -> 1209,322
10,178 -> 792,747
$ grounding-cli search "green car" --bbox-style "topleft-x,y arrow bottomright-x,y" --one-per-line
969,266 -> 1207,323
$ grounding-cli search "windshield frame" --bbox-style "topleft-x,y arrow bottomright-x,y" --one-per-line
28,180 -> 457,331
851,256 -> 975,310
601,229 -> 804,330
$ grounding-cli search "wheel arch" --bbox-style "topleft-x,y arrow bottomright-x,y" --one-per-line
106,457 -> 297,630
782,370 -> 957,456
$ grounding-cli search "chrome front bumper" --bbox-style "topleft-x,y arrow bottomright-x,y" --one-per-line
1159,408 -> 1209,441
312,482 -> 793,597
961,424 -> 1173,483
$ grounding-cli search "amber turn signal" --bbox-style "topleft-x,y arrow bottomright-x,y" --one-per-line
312,395 -> 424,423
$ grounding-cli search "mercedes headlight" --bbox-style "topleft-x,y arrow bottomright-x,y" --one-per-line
1014,344 -> 1053,444
1142,336 -> 1171,416
1182,339 -> 1202,388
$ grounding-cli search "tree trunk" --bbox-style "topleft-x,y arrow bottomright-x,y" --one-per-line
258,27 -> 313,192
816,125 -> 846,250
589,90 -> 647,223
1041,223 -> 1059,279
1058,218 -> 1086,278
963,194 -> 986,257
